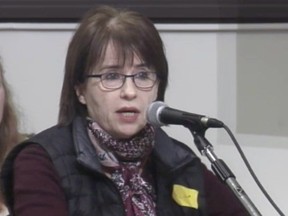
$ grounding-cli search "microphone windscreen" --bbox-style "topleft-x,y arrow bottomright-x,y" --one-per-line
146,101 -> 167,126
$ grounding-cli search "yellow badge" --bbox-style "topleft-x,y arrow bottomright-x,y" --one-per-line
172,184 -> 199,209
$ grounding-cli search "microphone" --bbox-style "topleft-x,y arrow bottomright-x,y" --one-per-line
146,101 -> 224,128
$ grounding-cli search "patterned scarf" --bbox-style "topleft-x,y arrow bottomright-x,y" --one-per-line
87,119 -> 156,216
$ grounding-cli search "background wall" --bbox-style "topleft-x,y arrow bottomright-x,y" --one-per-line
0,23 -> 288,215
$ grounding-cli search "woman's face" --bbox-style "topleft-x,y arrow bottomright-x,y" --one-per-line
0,74 -> 5,124
76,43 -> 158,139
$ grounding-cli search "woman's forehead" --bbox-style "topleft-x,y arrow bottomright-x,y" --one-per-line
100,42 -> 144,66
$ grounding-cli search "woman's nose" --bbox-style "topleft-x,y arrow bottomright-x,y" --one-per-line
120,77 -> 137,99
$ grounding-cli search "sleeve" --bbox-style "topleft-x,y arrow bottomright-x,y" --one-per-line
202,164 -> 249,216
13,144 -> 69,216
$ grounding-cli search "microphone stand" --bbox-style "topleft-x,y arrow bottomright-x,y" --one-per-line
187,126 -> 262,216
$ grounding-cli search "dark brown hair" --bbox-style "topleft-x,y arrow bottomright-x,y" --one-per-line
58,5 -> 168,125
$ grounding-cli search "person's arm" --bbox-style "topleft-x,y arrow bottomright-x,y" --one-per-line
202,164 -> 249,216
13,144 -> 69,216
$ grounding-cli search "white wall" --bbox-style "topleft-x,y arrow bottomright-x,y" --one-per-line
1,23 -> 288,215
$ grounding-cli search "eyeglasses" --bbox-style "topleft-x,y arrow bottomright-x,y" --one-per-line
86,71 -> 158,90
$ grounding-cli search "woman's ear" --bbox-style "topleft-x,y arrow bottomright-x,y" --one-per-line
75,85 -> 86,105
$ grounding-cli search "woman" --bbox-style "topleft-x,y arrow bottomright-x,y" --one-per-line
0,59 -> 24,216
1,6 -> 248,216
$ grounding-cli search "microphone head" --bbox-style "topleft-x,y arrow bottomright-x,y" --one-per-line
146,101 -> 167,127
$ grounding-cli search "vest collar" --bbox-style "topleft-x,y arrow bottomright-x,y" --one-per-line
153,128 -> 199,174
72,116 -> 103,173
72,116 -> 198,175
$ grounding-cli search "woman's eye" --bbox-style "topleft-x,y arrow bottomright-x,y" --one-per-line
136,71 -> 150,80
103,72 -> 121,80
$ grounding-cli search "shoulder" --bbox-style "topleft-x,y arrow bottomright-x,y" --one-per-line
30,124 -> 72,142
154,127 -> 199,157
153,128 -> 203,175
15,144 -> 52,164
1,124 -> 72,196
11,144 -> 68,216
1,143 -> 60,212
14,144 -> 59,183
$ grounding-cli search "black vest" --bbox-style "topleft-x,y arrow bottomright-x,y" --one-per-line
1,117 -> 208,216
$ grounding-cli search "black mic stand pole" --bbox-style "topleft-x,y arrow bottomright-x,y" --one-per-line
188,127 -> 262,216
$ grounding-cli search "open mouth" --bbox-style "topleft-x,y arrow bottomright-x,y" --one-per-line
117,108 -> 140,121
121,112 -> 137,117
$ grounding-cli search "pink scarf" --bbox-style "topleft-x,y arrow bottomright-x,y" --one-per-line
87,119 -> 156,216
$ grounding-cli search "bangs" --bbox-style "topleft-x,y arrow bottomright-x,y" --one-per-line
110,39 -> 146,67
87,37 -> 150,74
